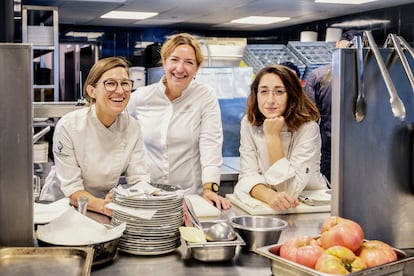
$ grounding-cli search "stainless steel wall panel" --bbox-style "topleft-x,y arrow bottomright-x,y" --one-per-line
331,47 -> 414,249
0,43 -> 33,246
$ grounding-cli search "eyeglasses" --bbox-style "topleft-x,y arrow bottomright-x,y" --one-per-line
99,79 -> 134,92
258,88 -> 286,97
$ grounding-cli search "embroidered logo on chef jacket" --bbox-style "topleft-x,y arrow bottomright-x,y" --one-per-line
53,141 -> 69,158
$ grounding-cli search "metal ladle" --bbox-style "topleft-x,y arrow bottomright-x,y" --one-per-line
205,222 -> 237,242
184,198 -> 236,242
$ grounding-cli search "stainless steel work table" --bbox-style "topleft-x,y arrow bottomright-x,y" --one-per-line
90,206 -> 331,276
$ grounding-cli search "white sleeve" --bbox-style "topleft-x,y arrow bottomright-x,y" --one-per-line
53,119 -> 85,197
234,117 -> 266,196
265,122 -> 322,197
199,87 -> 223,185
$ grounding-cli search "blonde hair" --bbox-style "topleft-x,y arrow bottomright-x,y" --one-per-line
160,33 -> 204,66
83,56 -> 130,105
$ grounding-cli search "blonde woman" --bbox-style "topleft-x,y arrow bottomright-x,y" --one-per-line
127,33 -> 230,209
40,57 -> 150,216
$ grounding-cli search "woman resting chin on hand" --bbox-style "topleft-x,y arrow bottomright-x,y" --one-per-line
234,64 -> 329,210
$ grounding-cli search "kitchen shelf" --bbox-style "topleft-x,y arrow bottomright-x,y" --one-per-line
22,5 -> 59,102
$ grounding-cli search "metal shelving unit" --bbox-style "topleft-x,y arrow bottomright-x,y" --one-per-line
22,5 -> 59,102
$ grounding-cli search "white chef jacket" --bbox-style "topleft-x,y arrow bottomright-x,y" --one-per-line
127,77 -> 223,194
234,116 -> 327,200
39,105 -> 150,201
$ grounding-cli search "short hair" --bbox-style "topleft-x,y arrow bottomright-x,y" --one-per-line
160,33 -> 204,67
83,56 -> 130,105
280,61 -> 301,79
340,30 -> 363,41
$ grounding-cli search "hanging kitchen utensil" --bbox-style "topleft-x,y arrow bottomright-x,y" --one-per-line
364,30 -> 406,121
352,35 -> 367,123
384,34 -> 414,93
398,36 -> 414,59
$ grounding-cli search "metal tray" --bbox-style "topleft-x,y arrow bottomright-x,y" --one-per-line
255,243 -> 414,276
0,247 -> 94,276
185,220 -> 245,262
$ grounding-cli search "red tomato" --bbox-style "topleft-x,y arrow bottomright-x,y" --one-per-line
279,235 -> 325,269
358,240 -> 398,268
315,245 -> 366,274
320,216 -> 364,252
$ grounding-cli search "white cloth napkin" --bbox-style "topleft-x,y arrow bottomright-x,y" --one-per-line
112,182 -> 161,198
34,197 -> 71,224
36,207 -> 126,245
105,202 -> 156,219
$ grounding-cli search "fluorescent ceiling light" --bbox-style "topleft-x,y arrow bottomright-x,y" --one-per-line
315,0 -> 377,4
332,19 -> 390,28
101,11 -> 158,20
65,32 -> 104,39
69,0 -> 127,2
231,16 -> 290,25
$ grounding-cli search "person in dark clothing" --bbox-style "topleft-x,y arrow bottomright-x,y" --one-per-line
305,64 -> 332,182
305,29 -> 363,183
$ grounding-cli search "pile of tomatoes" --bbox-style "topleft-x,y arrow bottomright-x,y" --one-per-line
273,216 -> 398,274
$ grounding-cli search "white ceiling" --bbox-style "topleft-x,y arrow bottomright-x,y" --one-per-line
22,0 -> 413,31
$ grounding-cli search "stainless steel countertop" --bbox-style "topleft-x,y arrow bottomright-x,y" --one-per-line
91,206 -> 331,276
90,204 -> 414,276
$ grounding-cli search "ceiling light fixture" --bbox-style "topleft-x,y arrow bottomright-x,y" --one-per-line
65,32 -> 104,39
68,0 -> 127,2
231,16 -> 290,25
100,11 -> 158,20
331,19 -> 390,28
315,0 -> 377,4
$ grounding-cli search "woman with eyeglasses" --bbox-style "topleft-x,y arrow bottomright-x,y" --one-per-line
39,56 -> 150,217
127,33 -> 231,210
234,64 -> 329,211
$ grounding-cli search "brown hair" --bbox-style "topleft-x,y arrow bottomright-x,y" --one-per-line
160,33 -> 204,66
83,56 -> 130,105
246,64 -> 320,130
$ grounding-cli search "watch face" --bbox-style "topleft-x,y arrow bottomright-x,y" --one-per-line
212,183 -> 219,192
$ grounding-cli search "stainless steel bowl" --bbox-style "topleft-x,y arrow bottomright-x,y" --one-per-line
230,216 -> 288,251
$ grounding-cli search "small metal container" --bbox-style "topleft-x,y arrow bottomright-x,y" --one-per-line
230,215 -> 288,251
185,220 -> 245,262
255,243 -> 414,276
36,224 -> 121,266
0,247 -> 94,276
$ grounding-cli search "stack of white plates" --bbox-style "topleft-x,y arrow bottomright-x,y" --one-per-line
110,183 -> 184,255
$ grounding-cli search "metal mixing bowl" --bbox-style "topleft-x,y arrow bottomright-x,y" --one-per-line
230,216 -> 288,251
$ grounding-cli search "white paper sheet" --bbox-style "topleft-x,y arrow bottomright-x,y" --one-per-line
36,207 -> 126,245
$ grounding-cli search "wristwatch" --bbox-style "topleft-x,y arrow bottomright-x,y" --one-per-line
203,182 -> 219,193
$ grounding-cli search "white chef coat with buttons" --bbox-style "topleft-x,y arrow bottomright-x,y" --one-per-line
234,115 -> 327,200
127,77 -> 223,194
40,105 -> 150,200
